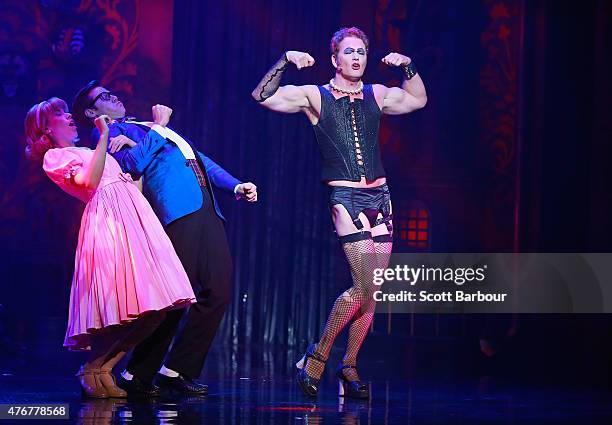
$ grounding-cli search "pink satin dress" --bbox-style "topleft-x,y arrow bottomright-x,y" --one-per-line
43,147 -> 195,350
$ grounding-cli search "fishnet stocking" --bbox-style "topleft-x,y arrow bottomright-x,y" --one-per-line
341,239 -> 393,381
374,241 -> 393,263
304,236 -> 377,379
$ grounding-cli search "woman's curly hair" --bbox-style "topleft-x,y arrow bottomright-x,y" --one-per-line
24,97 -> 69,163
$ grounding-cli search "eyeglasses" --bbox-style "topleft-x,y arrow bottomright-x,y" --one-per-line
88,91 -> 114,108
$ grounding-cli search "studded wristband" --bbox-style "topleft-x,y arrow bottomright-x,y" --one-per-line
402,61 -> 418,80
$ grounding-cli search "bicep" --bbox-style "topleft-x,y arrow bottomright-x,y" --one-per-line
382,87 -> 423,115
261,85 -> 310,113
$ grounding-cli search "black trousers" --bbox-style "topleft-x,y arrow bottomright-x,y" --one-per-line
126,188 -> 233,382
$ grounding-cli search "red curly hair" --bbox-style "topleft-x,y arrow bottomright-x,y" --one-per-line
24,97 -> 69,163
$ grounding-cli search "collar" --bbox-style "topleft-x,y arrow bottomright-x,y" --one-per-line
113,116 -> 136,124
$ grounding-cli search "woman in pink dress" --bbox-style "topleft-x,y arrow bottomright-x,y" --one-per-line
24,98 -> 196,398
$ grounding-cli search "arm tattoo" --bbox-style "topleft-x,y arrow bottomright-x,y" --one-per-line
253,53 -> 289,102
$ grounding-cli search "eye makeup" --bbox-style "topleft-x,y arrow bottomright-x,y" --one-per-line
343,47 -> 366,55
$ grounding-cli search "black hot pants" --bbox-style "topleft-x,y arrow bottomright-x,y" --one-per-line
329,183 -> 393,234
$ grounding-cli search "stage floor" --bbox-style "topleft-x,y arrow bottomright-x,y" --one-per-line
1,373 -> 612,424
2,355 -> 612,423
1,317 -> 611,424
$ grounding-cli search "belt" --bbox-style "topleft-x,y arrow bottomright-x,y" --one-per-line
186,159 -> 207,187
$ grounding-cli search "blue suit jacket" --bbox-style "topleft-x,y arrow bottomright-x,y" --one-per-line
91,122 -> 241,226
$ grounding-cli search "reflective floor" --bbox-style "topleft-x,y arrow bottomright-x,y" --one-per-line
2,371 -> 612,424
1,317 -> 612,424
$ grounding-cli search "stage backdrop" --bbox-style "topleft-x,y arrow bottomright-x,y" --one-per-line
0,0 -> 535,349
0,0 -> 174,343
1,0 -> 611,376
170,0 -> 513,348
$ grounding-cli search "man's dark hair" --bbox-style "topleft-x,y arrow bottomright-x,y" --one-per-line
72,80 -> 100,128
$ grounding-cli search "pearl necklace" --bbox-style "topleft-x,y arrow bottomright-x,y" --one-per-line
329,79 -> 363,95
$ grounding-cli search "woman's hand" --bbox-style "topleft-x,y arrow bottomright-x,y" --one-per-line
75,115 -> 111,190
94,115 -> 111,135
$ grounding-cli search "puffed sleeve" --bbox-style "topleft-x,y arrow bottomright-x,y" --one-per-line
42,148 -> 85,188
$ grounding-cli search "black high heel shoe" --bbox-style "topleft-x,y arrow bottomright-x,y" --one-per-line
295,344 -> 326,397
337,363 -> 369,399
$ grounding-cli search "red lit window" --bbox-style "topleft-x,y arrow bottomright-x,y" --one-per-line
397,202 -> 430,250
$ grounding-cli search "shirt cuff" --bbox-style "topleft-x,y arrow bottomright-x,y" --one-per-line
150,124 -> 168,138
234,183 -> 242,200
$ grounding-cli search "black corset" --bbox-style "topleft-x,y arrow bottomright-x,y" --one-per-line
312,84 -> 386,182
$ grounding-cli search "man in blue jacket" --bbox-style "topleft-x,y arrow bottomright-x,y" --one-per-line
72,80 -> 257,396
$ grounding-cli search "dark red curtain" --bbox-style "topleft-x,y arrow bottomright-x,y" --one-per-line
171,0 -> 346,348
518,0 -> 612,252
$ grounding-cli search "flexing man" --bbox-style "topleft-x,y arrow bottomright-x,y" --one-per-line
252,27 -> 426,399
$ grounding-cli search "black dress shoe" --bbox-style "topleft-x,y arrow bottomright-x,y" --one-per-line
155,373 -> 208,395
117,375 -> 160,397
